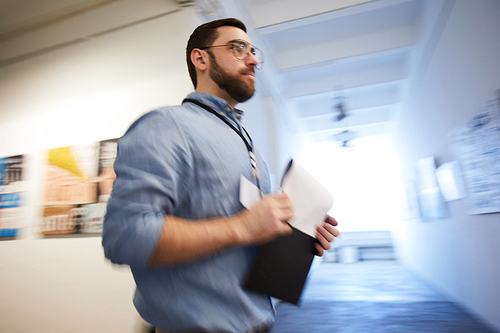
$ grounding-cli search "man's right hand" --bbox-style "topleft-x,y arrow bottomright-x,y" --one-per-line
150,192 -> 294,265
237,192 -> 294,245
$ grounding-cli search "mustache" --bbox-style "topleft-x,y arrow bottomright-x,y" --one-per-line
240,68 -> 255,74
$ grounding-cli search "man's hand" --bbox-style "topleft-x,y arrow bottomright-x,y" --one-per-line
150,193 -> 335,265
315,215 -> 339,256
238,192 -> 294,244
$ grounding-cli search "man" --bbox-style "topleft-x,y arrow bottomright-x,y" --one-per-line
102,18 -> 339,333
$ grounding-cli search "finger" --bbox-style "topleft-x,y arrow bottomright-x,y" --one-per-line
281,223 -> 293,235
278,209 -> 294,222
273,191 -> 288,200
324,215 -> 338,226
322,223 -> 340,238
315,243 -> 325,256
275,221 -> 293,236
315,230 -> 332,251
274,193 -> 293,207
316,224 -> 335,243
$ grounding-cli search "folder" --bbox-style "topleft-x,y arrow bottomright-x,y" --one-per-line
244,225 -> 317,305
243,159 -> 333,305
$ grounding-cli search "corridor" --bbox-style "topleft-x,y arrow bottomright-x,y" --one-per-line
274,260 -> 495,333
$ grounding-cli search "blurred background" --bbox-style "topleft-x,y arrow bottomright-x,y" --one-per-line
0,0 -> 499,332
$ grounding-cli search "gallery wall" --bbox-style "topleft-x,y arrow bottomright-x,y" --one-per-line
393,0 -> 500,330
0,7 -> 195,332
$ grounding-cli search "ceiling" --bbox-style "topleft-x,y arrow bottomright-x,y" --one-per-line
0,0 -> 425,146
240,0 -> 424,145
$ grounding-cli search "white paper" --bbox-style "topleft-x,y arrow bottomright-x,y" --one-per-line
281,160 -> 333,238
239,175 -> 261,209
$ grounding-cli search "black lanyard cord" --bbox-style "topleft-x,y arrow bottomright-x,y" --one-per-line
183,98 -> 262,191
183,98 -> 253,153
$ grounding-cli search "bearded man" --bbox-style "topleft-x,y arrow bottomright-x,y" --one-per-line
102,18 -> 339,333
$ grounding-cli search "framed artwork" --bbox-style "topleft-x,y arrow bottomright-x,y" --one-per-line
0,155 -> 26,237
39,139 -> 118,235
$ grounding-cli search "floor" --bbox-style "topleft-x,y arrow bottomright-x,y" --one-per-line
273,260 -> 497,333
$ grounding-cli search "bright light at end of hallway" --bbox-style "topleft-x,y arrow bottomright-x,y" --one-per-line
298,136 -> 402,232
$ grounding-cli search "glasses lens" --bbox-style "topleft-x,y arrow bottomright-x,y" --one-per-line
232,42 -> 264,69
252,47 -> 264,66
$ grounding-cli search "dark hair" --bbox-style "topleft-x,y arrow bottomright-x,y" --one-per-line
186,18 -> 247,88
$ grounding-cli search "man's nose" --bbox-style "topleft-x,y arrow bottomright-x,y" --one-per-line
245,52 -> 258,68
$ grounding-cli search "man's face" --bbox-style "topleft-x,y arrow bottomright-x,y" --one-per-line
208,51 -> 255,103
207,26 -> 258,104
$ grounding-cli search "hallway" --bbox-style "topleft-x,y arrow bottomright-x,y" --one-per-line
274,260 -> 496,333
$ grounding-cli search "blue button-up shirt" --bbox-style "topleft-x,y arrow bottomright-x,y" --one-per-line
102,92 -> 273,332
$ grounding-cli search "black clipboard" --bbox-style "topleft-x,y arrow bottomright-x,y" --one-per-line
243,225 -> 317,305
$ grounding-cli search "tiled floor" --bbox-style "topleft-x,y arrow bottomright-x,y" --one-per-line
273,260 -> 497,333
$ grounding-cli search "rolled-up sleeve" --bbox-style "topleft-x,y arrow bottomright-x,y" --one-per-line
102,110 -> 192,269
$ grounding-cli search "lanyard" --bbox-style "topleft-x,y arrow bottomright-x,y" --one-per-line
183,98 -> 261,188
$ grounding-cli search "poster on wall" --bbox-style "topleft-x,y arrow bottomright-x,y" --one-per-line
39,139 -> 118,235
450,96 -> 500,215
0,155 -> 27,237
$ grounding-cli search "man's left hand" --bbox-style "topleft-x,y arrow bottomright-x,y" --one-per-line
315,215 -> 339,256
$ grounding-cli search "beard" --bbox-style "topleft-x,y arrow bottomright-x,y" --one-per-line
209,53 -> 255,103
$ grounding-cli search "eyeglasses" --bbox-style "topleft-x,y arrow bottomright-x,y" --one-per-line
200,40 -> 264,69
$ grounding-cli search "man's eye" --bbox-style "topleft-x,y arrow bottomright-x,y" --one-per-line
250,48 -> 256,55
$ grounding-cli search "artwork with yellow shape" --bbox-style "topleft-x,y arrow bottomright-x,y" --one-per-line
48,146 -> 87,181
40,140 -> 117,235
42,143 -> 99,216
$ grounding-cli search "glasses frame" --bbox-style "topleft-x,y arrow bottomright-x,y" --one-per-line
200,40 -> 263,69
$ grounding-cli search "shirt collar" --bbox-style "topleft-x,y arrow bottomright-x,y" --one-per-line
183,92 -> 244,121
234,108 -> 244,121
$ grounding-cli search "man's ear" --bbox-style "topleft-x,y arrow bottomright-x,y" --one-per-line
191,49 -> 208,71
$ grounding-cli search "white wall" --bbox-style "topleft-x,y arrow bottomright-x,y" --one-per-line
0,7 -> 195,332
393,0 -> 500,331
